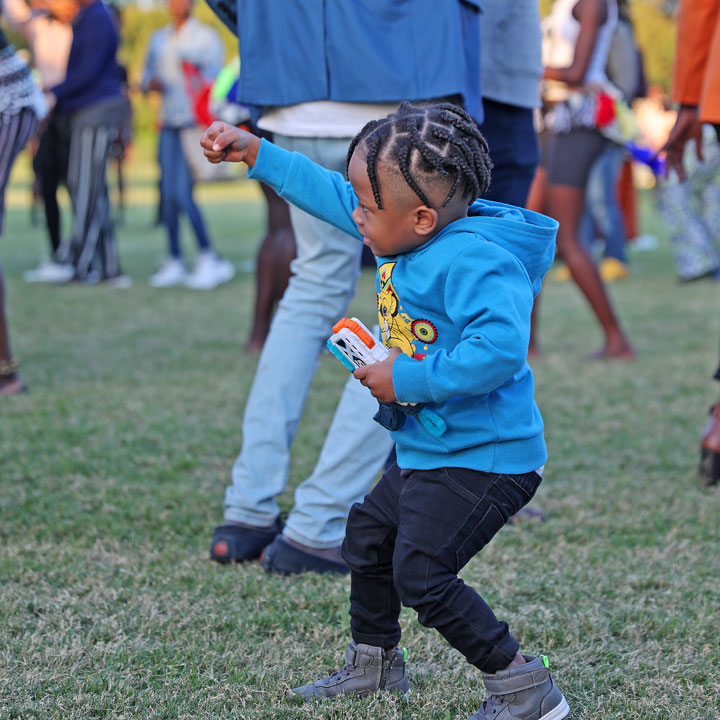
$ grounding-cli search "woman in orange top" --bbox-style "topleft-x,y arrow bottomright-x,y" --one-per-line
663,0 -> 720,485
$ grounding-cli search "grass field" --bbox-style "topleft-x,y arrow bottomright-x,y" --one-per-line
1,150 -> 719,719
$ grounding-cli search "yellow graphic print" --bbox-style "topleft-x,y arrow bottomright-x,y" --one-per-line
377,262 -> 419,356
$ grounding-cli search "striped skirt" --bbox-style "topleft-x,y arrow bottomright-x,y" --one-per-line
58,96 -> 125,281
0,107 -> 37,235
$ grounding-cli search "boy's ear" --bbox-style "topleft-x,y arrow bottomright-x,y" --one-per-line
415,206 -> 438,236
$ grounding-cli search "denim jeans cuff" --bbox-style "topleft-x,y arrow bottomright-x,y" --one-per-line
283,524 -> 345,550
351,630 -> 402,651
223,507 -> 278,529
478,636 -> 520,674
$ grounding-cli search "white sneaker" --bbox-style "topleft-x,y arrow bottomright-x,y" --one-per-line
149,258 -> 188,288
23,260 -> 75,284
104,274 -> 133,289
184,252 -> 236,290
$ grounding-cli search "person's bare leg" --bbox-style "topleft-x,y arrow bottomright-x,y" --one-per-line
0,263 -> 24,394
245,185 -> 297,352
526,167 -> 547,357
116,154 -> 125,225
548,184 -> 635,359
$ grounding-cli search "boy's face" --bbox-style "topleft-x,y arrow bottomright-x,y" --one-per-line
348,152 -> 432,257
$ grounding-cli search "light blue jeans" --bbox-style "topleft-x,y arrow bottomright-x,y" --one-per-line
580,143 -> 628,263
224,135 -> 394,548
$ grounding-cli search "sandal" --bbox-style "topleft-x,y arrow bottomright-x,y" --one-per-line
0,358 -> 27,395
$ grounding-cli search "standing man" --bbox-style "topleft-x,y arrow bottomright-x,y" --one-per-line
662,0 -> 720,486
207,0 -> 483,574
142,0 -> 233,290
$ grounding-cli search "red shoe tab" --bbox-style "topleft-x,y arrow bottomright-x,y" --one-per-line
213,541 -> 229,556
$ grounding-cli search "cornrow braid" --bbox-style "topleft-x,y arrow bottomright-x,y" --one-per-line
347,101 -> 492,210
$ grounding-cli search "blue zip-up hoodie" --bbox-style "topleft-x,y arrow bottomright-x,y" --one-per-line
249,140 -> 558,474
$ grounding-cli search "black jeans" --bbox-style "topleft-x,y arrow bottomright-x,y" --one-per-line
342,464 -> 542,674
33,112 -> 70,255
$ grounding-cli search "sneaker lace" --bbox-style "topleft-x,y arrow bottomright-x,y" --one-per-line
482,694 -> 507,717
326,662 -> 354,682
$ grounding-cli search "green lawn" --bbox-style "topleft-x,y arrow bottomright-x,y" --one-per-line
1,155 -> 719,719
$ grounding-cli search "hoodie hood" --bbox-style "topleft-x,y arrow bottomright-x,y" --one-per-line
446,199 -> 558,296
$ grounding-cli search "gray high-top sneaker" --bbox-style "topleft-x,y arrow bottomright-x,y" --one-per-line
289,640 -> 409,700
469,655 -> 569,720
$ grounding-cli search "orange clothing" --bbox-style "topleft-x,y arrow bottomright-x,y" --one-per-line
672,0 -> 720,123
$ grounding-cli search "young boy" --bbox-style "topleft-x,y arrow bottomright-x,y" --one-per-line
201,102 -> 568,720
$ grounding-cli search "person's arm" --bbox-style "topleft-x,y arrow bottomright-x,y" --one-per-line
661,0 -> 719,180
2,0 -> 33,34
543,0 -> 605,86
391,244 -> 533,404
51,7 -> 118,100
140,31 -> 162,93
202,122 -> 362,240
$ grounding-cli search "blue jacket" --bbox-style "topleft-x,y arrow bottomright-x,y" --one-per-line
204,0 -> 483,124
248,140 -> 558,474
480,0 -> 542,109
52,0 -> 121,114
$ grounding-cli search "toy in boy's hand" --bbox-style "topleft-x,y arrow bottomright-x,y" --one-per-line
327,317 -> 389,370
327,318 -> 446,437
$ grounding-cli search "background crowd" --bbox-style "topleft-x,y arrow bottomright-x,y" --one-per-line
1,0 -> 718,507
0,2 -> 717,500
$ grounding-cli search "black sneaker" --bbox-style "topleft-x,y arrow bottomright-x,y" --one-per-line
260,536 -> 349,576
209,517 -> 283,563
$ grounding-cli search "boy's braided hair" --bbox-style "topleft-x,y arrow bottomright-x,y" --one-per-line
346,101 -> 492,209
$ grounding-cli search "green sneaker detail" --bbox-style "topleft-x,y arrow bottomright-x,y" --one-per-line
469,655 -> 569,720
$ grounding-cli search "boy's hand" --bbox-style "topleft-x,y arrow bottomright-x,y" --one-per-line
201,122 -> 261,167
353,348 -> 402,403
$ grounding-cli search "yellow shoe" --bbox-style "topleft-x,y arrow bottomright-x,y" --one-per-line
550,263 -> 571,282
600,257 -> 631,282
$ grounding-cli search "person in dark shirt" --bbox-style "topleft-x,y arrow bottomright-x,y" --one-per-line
47,0 -> 129,285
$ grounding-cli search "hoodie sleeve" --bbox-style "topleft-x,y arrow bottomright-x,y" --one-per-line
248,139 -> 363,241
392,241 -> 533,403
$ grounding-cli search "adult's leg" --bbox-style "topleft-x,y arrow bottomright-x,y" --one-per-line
33,115 -> 63,256
0,263 -> 22,394
479,99 -> 538,208
172,128 -> 212,252
547,130 -> 634,358
593,144 -> 628,263
158,128 -> 183,259
657,174 -> 719,282
0,108 -> 37,393
526,166 -> 548,357
617,157 -> 638,241
63,100 -> 122,281
245,182 -> 296,352
286,374 -> 395,549
224,135 -> 364,528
